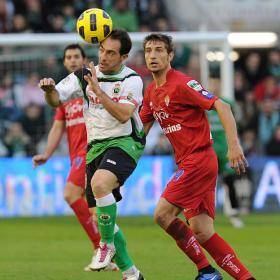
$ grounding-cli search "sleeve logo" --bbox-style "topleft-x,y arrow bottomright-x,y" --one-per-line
187,80 -> 203,91
201,90 -> 214,99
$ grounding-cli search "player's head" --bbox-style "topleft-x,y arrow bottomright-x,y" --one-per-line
143,33 -> 174,73
98,29 -> 132,74
63,44 -> 86,73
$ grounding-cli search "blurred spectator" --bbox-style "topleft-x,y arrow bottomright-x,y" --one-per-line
25,0 -> 45,32
242,52 -> 266,87
19,103 -> 46,155
152,17 -> 171,32
241,130 -> 257,156
14,72 -> 45,108
0,0 -> 14,33
0,138 -> 8,156
61,4 -> 76,32
3,122 -> 30,157
265,125 -> 280,156
258,98 -> 280,150
137,0 -> 168,28
267,49 -> 280,79
49,14 -> 65,33
234,70 -> 248,102
10,13 -> 30,32
254,75 -> 279,104
109,0 -> 139,32
0,74 -> 21,121
39,55 -> 64,83
237,90 -> 259,134
184,52 -> 200,80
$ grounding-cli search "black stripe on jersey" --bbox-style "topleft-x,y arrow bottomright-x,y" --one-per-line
130,118 -> 146,146
74,67 -> 91,104
97,73 -> 139,82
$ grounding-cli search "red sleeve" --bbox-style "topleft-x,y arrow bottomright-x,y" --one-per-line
140,88 -> 154,124
178,79 -> 218,110
54,105 -> 65,121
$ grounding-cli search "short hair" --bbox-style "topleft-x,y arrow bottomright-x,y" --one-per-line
143,33 -> 174,54
63,44 -> 86,61
107,28 -> 132,56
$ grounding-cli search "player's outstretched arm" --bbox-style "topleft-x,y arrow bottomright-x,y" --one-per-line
32,120 -> 65,168
39,78 -> 61,107
213,99 -> 248,175
84,62 -> 137,123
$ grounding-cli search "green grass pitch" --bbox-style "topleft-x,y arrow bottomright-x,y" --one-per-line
1,214 -> 280,279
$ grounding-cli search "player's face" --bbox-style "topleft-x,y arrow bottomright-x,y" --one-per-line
144,40 -> 173,73
98,37 -> 128,74
63,49 -> 85,73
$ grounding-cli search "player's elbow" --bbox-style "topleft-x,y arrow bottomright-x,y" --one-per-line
214,99 -> 231,112
119,115 -> 130,124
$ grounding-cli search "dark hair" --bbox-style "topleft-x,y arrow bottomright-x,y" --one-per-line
143,33 -> 174,54
63,44 -> 86,61
107,28 -> 132,56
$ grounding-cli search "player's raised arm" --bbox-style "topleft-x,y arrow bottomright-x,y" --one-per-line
39,78 -> 60,107
213,99 -> 248,175
32,120 -> 65,167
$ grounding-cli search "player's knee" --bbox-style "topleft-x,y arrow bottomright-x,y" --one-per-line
63,185 -> 83,205
191,226 -> 213,244
154,210 -> 173,229
91,178 -> 108,197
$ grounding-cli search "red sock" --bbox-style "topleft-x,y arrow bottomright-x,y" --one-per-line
166,218 -> 210,270
70,198 -> 100,249
202,233 -> 253,279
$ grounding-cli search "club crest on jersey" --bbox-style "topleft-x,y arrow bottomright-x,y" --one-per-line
187,80 -> 203,91
113,83 -> 121,95
164,95 -> 170,106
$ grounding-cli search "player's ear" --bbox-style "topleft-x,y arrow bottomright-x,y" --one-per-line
168,51 -> 174,62
121,54 -> 128,62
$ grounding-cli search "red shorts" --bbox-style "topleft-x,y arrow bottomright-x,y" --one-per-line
161,147 -> 218,220
67,155 -> 86,188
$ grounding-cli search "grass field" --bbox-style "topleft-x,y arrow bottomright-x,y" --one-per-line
1,214 -> 280,280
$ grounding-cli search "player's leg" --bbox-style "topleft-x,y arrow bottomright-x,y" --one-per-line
223,173 -> 244,228
219,154 -> 244,228
189,213 -> 254,280
154,197 -> 215,275
88,148 -> 142,274
64,171 -> 100,249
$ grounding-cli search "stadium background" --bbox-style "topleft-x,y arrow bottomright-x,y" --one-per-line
0,0 -> 280,279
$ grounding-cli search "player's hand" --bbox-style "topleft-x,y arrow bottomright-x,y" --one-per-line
227,143 -> 248,175
84,61 -> 102,96
32,154 -> 48,168
39,78 -> 56,93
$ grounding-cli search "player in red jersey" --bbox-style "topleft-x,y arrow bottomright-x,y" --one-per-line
140,33 -> 255,280
32,44 -> 117,272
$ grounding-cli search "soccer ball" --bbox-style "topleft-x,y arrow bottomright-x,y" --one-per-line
76,8 -> 113,44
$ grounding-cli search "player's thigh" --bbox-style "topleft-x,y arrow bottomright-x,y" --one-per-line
154,197 -> 182,229
64,181 -> 85,204
98,147 -> 137,186
91,169 -> 119,196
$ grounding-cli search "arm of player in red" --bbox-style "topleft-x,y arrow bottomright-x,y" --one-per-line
213,99 -> 248,175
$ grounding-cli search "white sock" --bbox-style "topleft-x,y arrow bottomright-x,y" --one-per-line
122,265 -> 139,277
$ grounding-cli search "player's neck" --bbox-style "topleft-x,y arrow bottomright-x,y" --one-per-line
153,65 -> 171,88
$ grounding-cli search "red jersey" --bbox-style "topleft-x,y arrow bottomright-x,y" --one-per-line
140,68 -> 218,167
54,98 -> 86,161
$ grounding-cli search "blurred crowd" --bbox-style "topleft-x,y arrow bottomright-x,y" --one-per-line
0,0 -> 172,33
0,0 -> 279,159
